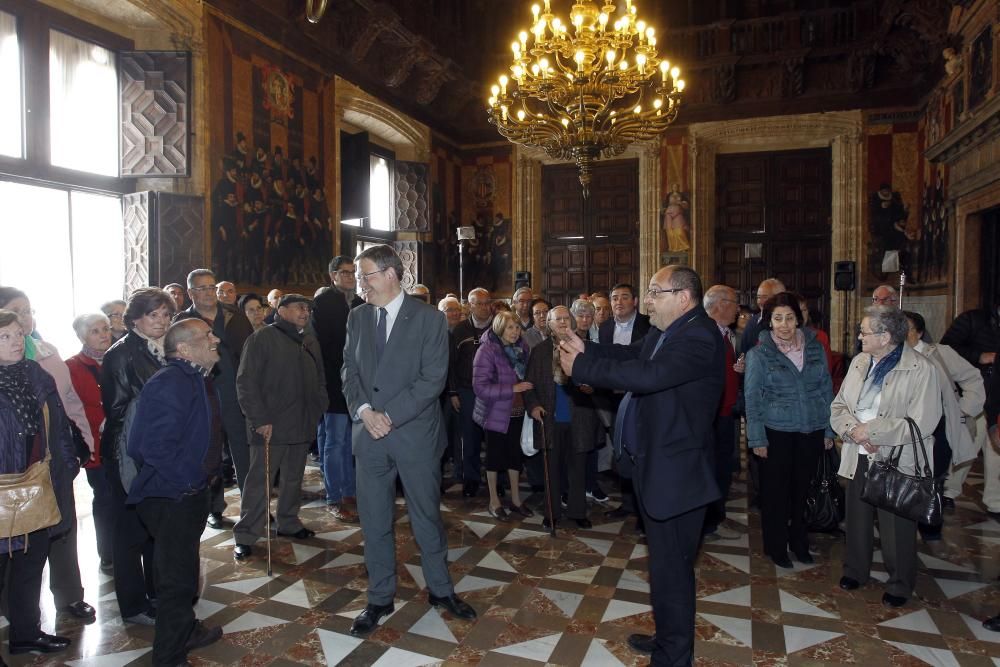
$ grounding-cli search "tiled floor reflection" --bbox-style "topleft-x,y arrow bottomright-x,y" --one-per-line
7,461 -> 1000,665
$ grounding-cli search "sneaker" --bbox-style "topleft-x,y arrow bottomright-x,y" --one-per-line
586,488 -> 610,505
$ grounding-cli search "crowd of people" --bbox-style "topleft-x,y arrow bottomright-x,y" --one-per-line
0,252 -> 998,666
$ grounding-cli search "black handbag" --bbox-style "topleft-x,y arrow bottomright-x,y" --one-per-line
859,417 -> 942,526
805,447 -> 844,532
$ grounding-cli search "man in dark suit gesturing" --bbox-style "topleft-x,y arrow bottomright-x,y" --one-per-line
559,265 -> 725,665
342,244 -> 476,637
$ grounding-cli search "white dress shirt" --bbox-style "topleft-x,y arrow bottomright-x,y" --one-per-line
613,312 -> 637,345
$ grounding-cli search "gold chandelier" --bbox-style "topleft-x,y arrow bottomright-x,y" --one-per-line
487,0 -> 684,195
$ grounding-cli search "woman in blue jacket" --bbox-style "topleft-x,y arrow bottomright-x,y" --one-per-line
745,292 -> 834,568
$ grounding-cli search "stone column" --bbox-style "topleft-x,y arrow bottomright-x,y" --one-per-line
639,143 -> 662,291
512,146 -> 542,288
829,128 -> 864,354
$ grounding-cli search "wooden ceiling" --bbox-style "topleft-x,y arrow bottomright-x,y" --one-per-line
205,0 -> 956,145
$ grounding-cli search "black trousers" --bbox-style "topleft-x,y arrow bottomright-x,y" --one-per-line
137,489 -> 210,667
107,462 -> 157,617
758,428 -> 823,557
0,529 -> 49,643
544,422 -> 588,521
704,415 -> 737,532
636,490 -> 706,667
86,465 -> 116,563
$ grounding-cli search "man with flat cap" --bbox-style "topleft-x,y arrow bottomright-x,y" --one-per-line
232,294 -> 327,561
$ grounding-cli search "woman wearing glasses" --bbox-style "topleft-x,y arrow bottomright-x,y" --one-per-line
831,306 -> 941,608
101,300 -> 128,342
744,291 -> 835,568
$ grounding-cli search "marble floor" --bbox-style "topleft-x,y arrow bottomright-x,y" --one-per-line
7,461 -> 1000,666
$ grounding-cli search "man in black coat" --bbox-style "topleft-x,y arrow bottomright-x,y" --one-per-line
597,283 -> 650,521
560,265 -> 725,665
941,296 -> 1000,380
175,269 -> 254,529
311,255 -> 364,523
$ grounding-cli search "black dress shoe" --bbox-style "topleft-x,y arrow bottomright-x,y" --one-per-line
627,633 -> 656,654
983,614 -> 1000,632
349,603 -> 395,636
9,633 -> 71,654
839,576 -> 860,590
277,527 -> 315,539
428,593 -> 477,620
99,558 -> 114,574
233,543 -> 253,560
487,505 -> 510,521
61,600 -> 96,622
605,506 -> 630,519
882,592 -> 907,608
793,550 -> 814,564
206,512 -> 226,529
771,554 -> 793,569
941,496 -> 955,510
184,620 -> 223,651
462,481 -> 479,497
575,518 -> 593,529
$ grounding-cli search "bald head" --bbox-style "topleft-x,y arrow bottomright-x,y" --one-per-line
704,284 -> 739,327
872,284 -> 898,307
755,278 -> 786,310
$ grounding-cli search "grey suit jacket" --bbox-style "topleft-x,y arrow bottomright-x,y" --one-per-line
341,294 -> 449,457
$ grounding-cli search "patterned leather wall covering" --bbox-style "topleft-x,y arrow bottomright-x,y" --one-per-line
394,160 -> 429,231
120,51 -> 191,177
122,192 -> 205,293
123,192 -> 150,298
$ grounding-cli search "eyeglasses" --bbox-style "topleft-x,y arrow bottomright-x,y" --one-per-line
356,268 -> 387,282
10,307 -> 34,317
859,329 -> 884,337
107,313 -> 124,321
872,296 -> 897,305
646,287 -> 684,298
335,269 -> 355,277
190,285 -> 216,292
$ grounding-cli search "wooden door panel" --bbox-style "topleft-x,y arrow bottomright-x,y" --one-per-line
717,155 -> 767,233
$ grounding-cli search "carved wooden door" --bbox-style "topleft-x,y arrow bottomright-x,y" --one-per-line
541,159 -> 638,306
715,148 -> 832,329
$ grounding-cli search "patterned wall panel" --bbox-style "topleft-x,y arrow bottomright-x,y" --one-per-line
393,240 -> 420,290
123,192 -> 150,297
151,193 -> 205,288
120,51 -> 191,177
394,160 -> 429,231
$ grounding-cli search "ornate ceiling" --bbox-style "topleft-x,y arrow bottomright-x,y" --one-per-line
205,0 -> 956,144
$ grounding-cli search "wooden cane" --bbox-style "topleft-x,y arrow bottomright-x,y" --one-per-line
539,419 -> 556,537
899,271 -> 906,308
264,431 -> 273,577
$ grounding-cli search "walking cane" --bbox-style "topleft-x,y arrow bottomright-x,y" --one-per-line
539,419 -> 557,538
264,431 -> 273,577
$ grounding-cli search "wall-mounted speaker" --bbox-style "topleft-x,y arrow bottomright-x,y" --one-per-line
834,261 -> 856,291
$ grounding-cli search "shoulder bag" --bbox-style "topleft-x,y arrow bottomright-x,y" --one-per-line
0,404 -> 63,553
859,416 -> 942,526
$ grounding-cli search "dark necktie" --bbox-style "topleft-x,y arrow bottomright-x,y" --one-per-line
613,331 -> 667,459
375,307 -> 387,364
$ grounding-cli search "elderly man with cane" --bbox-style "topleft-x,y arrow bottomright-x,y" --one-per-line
233,294 -> 327,562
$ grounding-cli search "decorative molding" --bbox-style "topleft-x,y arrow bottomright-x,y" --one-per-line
688,111 -> 864,352
393,240 -> 419,289
123,192 -> 150,297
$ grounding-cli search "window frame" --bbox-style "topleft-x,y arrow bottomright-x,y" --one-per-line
0,0 -> 131,193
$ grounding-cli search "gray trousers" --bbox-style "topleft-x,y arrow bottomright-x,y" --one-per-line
844,454 -> 918,598
234,442 -> 310,543
357,438 -> 452,605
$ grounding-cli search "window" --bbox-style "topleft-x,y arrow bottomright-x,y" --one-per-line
49,30 -> 118,176
0,11 -> 21,158
369,154 -> 393,231
0,180 -> 124,355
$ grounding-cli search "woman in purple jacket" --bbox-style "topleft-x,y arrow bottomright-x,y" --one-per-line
473,311 -> 534,520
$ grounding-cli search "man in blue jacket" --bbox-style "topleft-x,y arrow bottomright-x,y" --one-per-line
128,319 -> 225,666
559,265 -> 725,666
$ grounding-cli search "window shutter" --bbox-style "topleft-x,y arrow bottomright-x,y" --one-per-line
340,130 -> 370,221
394,160 -> 428,232
119,51 -> 191,177
122,191 -> 204,291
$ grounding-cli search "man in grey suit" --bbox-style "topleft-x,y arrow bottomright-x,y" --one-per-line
342,244 -> 477,636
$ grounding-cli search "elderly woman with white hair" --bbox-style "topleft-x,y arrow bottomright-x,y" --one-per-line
66,313 -> 116,574
832,306 -> 942,609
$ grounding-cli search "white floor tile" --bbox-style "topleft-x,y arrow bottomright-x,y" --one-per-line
453,574 -> 507,594
405,563 -> 427,590
784,626 -> 843,653
540,588 -> 584,617
698,613 -> 752,647
884,641 -> 960,667
477,551 -> 517,573
935,577 -> 987,599
222,610 -> 288,634
699,584 -> 752,607
601,599 -> 652,622
462,520 -> 494,538
576,536 -> 613,556
408,608 -> 458,643
778,590 -> 838,618
878,609 -> 940,634
213,575 -> 273,595
705,552 -> 750,574
66,648 -> 152,667
616,569 -> 650,593
961,613 -> 1000,644
321,552 -> 366,569
581,638 -> 627,667
271,579 -> 313,608
316,628 -> 363,665
550,565 -> 600,584
315,527 -> 360,542
492,633 -> 561,662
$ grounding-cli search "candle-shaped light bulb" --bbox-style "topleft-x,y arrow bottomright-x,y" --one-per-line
544,0 -> 550,13
517,109 -> 526,120
501,105 -> 508,120
606,49 -> 617,65
513,65 -> 523,79
653,98 -> 662,109
637,21 -> 646,40
660,60 -> 669,81
532,4 -> 540,20
499,75 -> 508,95
531,63 -> 541,76
677,79 -> 685,91
488,96 -> 496,106
646,26 -> 655,39
561,118 -> 570,127
599,12 -> 609,28
619,59 -> 628,71
648,36 -> 656,47
634,104 -> 641,114
636,53 -> 646,73
491,84 -> 500,96
575,50 -> 586,68
512,41 -> 520,55
670,66 -> 680,79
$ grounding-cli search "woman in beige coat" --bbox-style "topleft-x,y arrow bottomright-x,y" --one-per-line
831,306 -> 942,609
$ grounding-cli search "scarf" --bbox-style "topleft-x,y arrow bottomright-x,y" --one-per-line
501,340 -> 527,381
23,335 -> 37,361
551,337 -> 569,385
82,345 -> 106,363
773,329 -> 805,371
133,329 -> 166,365
866,343 -> 903,388
0,359 -> 42,437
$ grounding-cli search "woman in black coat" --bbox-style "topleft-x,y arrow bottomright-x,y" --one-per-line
0,309 -> 78,655
100,287 -> 175,625
524,306 -> 598,529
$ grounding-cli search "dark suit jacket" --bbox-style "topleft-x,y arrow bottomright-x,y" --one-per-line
312,289 -> 364,413
598,312 -> 651,346
523,338 -> 598,454
740,313 -> 764,354
342,294 -> 449,457
573,306 -> 725,521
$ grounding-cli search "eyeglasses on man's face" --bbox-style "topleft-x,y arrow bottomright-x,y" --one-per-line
356,267 -> 387,283
646,287 -> 684,298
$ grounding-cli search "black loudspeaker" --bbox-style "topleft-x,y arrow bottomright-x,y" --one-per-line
514,271 -> 531,290
834,261 -> 856,291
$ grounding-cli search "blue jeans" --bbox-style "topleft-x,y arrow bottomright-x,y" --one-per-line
320,412 -> 356,503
